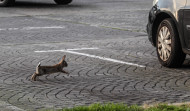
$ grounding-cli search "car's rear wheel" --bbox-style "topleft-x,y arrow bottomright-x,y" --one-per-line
54,0 -> 72,5
0,0 -> 15,6
156,18 -> 186,68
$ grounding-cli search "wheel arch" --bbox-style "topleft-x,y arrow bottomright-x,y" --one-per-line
152,12 -> 180,47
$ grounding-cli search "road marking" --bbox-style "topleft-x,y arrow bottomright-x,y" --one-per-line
0,26 -> 65,31
67,47 -> 99,51
35,48 -> 145,68
23,26 -> 65,30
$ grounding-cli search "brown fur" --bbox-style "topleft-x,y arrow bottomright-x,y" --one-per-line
31,55 -> 68,81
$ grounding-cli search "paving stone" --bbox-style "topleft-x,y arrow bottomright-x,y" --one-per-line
0,0 -> 190,110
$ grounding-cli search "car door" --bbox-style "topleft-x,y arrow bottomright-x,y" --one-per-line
184,0 -> 190,48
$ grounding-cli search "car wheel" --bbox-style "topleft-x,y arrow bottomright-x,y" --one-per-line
54,0 -> 72,5
0,0 -> 15,6
156,18 -> 186,68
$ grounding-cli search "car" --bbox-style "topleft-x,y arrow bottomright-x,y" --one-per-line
0,0 -> 72,6
147,0 -> 190,68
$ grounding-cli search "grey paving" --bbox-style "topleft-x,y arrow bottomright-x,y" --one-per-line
0,0 -> 190,110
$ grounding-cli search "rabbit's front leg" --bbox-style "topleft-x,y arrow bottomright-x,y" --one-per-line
61,70 -> 69,75
31,73 -> 37,81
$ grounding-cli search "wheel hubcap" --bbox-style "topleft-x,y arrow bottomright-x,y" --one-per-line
158,26 -> 172,61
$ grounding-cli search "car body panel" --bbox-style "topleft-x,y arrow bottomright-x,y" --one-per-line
147,0 -> 190,54
184,1 -> 190,49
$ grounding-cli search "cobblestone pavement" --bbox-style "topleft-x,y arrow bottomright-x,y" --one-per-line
0,0 -> 190,110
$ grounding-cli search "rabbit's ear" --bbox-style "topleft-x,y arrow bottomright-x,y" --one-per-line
36,62 -> 41,74
62,55 -> 66,60
38,62 -> 41,66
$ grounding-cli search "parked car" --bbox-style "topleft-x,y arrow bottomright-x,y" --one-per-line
0,0 -> 72,6
147,0 -> 190,67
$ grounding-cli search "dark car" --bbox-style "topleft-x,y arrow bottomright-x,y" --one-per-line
0,0 -> 72,6
147,0 -> 190,67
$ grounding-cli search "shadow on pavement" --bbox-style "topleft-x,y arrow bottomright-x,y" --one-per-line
181,59 -> 190,69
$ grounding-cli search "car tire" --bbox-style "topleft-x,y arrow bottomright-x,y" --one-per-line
54,0 -> 72,5
156,18 -> 186,68
0,0 -> 15,6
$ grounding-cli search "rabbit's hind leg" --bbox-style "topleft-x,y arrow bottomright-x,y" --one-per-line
31,73 -> 37,81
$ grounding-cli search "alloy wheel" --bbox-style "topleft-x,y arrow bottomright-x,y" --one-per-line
157,26 -> 172,61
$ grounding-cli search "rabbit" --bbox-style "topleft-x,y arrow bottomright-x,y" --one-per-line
31,55 -> 69,81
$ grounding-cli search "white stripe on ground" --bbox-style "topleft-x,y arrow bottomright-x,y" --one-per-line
23,26 -> 65,30
67,47 -> 99,51
35,48 -> 145,68
0,26 -> 65,31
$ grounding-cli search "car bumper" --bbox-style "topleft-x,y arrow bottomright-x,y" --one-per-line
147,22 -> 153,45
147,6 -> 157,46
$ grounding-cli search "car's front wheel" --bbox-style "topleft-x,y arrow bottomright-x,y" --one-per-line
156,18 -> 186,68
54,0 -> 72,5
0,0 -> 15,6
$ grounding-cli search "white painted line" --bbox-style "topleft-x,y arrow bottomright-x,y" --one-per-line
65,50 -> 145,67
35,48 -> 99,52
35,48 -> 145,68
35,49 -> 66,53
67,47 -> 99,51
0,28 -> 19,31
0,26 -> 65,31
8,28 -> 19,31
23,26 -> 65,30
